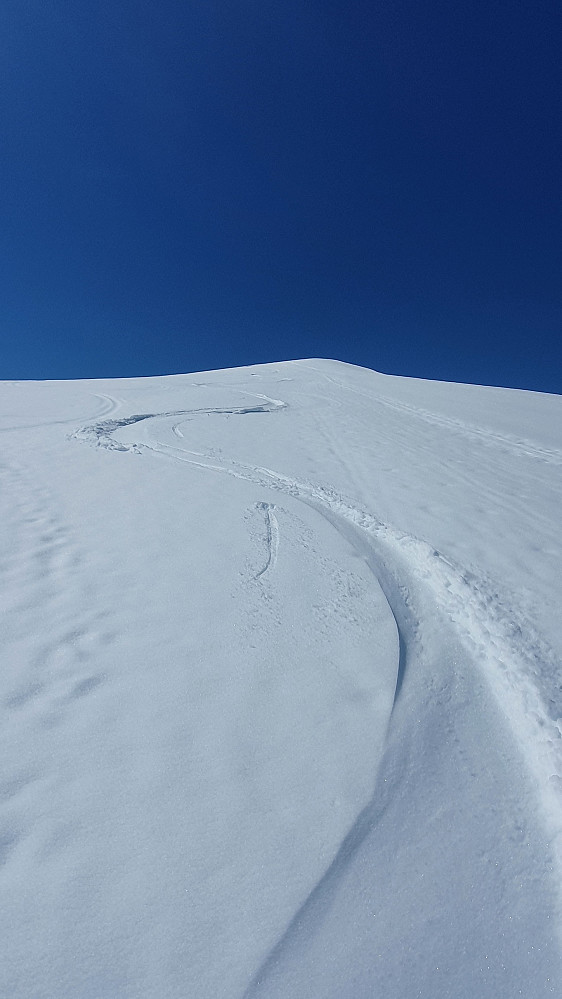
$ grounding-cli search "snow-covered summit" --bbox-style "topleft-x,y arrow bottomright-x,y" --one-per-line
1,359 -> 561,997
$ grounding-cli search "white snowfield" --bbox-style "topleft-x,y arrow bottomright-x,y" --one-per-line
1,358 -> 561,998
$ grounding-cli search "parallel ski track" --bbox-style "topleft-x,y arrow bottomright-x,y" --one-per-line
0,392 -> 121,433
300,362 -> 562,467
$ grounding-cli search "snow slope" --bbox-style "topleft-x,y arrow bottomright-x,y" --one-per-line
1,358 -> 561,997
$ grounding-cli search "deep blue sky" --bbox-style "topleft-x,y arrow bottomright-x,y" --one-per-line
1,1 -> 561,392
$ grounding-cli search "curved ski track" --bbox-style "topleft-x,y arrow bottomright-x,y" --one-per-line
1,391 -> 121,434
69,394 -> 286,451
71,391 -> 562,974
254,503 -> 279,580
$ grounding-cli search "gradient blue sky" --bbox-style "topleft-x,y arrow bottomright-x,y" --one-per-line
1,1 -> 561,392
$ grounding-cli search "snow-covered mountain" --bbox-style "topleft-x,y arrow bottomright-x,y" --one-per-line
1,358 -> 561,997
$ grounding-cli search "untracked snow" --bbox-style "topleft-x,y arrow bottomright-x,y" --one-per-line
1,358 -> 561,997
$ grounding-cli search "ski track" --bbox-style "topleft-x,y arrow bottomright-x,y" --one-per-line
254,503 -> 279,580
0,391 -> 121,433
70,393 -> 562,978
150,453 -> 562,835
72,402 -> 562,823
69,394 -> 287,451
92,393 -> 121,420
300,361 -> 562,466
377,394 -> 562,466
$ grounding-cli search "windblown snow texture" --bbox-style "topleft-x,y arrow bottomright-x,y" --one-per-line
1,359 -> 561,997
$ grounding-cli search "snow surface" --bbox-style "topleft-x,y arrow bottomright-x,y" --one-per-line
1,358 -> 561,997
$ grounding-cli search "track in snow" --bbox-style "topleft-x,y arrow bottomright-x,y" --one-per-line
69,393 -> 286,451
70,393 -> 562,944
300,361 -> 562,467
254,503 -> 279,580
72,399 -> 562,795
0,391 -> 121,434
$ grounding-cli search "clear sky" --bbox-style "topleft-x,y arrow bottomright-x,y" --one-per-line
1,1 -> 561,392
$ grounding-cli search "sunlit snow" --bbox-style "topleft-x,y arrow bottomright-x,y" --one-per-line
1,358 -> 561,997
